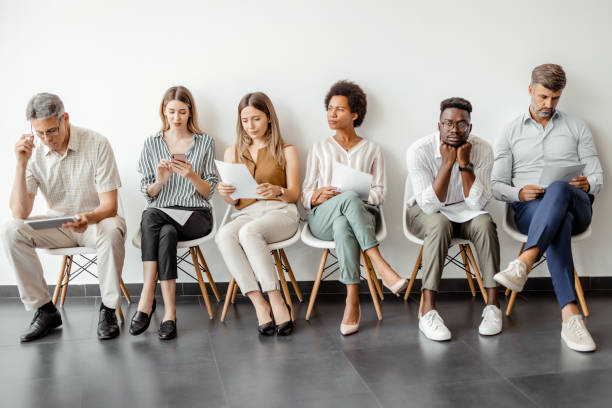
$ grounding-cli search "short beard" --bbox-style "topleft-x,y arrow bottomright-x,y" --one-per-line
532,103 -> 553,118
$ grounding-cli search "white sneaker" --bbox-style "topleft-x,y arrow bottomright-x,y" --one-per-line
494,260 -> 528,292
561,315 -> 596,352
478,305 -> 502,336
419,310 -> 451,341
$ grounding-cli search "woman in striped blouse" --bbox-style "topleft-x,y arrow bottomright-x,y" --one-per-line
302,80 -> 407,336
130,86 -> 218,340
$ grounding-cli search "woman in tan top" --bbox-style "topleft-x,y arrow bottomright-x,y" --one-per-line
215,92 -> 300,336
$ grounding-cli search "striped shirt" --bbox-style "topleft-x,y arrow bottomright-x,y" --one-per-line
26,124 -> 122,216
406,132 -> 493,214
137,132 -> 218,209
492,109 -> 603,202
302,136 -> 386,210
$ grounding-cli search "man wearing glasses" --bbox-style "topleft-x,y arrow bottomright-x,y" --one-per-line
492,64 -> 603,352
406,97 -> 501,341
1,93 -> 126,342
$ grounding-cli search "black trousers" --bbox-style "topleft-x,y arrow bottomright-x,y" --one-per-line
140,207 -> 213,281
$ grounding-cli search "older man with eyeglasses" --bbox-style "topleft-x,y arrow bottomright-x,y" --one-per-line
405,97 -> 501,341
1,93 -> 126,342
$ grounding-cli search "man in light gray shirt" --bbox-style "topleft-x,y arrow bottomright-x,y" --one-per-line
1,93 -> 126,342
491,64 -> 603,352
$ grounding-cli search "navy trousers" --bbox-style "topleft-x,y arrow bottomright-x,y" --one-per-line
512,181 -> 592,309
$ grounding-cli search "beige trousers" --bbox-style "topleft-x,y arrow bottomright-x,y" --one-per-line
1,216 -> 126,310
215,201 -> 300,294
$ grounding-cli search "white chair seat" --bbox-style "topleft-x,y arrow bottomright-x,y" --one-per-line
41,246 -> 97,256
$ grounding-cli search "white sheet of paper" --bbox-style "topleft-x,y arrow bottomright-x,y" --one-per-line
215,160 -> 262,200
439,202 -> 487,223
538,164 -> 586,187
159,208 -> 193,226
330,161 -> 373,201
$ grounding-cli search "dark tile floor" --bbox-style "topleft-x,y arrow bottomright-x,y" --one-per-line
1,291 -> 611,408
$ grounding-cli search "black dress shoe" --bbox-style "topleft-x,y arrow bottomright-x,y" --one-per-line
129,299 -> 157,336
258,312 -> 275,336
97,308 -> 120,340
158,319 -> 177,340
20,309 -> 62,342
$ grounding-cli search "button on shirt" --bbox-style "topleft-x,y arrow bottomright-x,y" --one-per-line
25,125 -> 122,216
406,132 -> 493,214
137,132 -> 217,209
491,110 -> 604,203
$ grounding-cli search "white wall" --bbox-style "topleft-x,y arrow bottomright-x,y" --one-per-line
1,0 -> 611,286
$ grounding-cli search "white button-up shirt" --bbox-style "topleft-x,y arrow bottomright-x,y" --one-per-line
26,124 -> 122,216
406,132 -> 493,214
491,109 -> 604,202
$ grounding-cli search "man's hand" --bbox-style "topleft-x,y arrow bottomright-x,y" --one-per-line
15,134 -> 35,166
311,186 -> 340,206
440,143 -> 457,166
256,183 -> 282,199
171,159 -> 195,179
457,142 -> 472,167
519,185 -> 545,202
570,176 -> 590,193
156,159 -> 172,184
62,214 -> 89,233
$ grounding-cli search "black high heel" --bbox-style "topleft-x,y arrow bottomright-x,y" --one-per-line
258,311 -> 275,336
275,301 -> 294,336
129,298 -> 156,336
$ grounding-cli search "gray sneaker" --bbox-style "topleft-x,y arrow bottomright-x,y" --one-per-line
494,260 -> 528,292
561,315 -> 596,352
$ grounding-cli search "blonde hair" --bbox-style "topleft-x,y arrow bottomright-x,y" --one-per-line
235,92 -> 286,168
159,86 -> 203,134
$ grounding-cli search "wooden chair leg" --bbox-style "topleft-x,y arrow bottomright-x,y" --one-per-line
280,249 -> 303,302
190,247 -> 213,319
362,252 -> 383,321
364,253 -> 384,301
273,250 -> 295,321
574,269 -> 589,317
53,256 -> 69,305
231,283 -> 239,303
404,246 -> 423,300
60,256 -> 73,306
117,302 -> 124,323
306,249 -> 328,321
221,277 -> 236,322
459,245 -> 476,296
196,247 -> 220,302
464,245 -> 488,303
505,288 -> 511,297
505,291 -> 518,316
119,278 -> 131,304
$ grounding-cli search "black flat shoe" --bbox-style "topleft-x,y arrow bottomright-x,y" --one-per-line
158,319 -> 177,340
20,309 -> 62,342
129,298 -> 156,336
258,311 -> 275,336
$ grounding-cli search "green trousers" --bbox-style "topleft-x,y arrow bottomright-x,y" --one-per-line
307,192 -> 379,284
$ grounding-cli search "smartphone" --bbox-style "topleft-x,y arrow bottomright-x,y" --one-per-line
171,153 -> 186,162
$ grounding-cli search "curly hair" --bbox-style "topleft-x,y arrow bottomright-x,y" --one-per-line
324,80 -> 367,127
440,97 -> 472,118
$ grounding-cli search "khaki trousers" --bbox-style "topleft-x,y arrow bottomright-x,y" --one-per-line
215,201 -> 300,294
1,216 -> 126,310
405,205 -> 499,291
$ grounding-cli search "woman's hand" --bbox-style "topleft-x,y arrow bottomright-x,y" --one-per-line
156,159 -> 172,184
256,183 -> 282,199
311,186 -> 339,206
171,159 -> 196,180
218,182 -> 236,199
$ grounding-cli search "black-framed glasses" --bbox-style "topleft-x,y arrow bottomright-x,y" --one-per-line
31,116 -> 63,138
440,120 -> 470,132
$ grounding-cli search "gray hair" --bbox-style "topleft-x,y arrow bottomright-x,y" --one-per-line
25,93 -> 65,121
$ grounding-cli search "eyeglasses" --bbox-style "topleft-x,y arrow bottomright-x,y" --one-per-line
440,120 -> 470,132
31,117 -> 63,138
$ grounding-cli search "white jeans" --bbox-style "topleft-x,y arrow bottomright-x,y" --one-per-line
1,216 -> 126,310
215,201 -> 300,294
